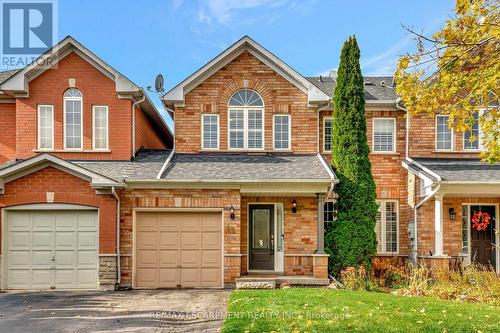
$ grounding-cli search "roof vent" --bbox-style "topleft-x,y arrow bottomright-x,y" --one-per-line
364,81 -> 374,85
329,70 -> 337,79
380,80 -> 385,86
319,75 -> 323,82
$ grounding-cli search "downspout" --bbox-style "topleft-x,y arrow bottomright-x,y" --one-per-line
111,186 -> 121,288
413,185 -> 441,263
396,97 -> 409,159
131,95 -> 146,158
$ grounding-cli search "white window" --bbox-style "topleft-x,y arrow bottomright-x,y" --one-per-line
228,89 -> 264,150
373,118 -> 396,153
323,201 -> 335,224
323,117 -> 333,152
37,105 -> 54,150
436,115 -> 453,150
376,200 -> 399,253
464,112 -> 481,150
64,88 -> 83,149
273,114 -> 290,150
202,114 -> 219,150
92,106 -> 108,150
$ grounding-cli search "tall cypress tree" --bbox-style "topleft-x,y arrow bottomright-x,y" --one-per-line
325,36 -> 378,276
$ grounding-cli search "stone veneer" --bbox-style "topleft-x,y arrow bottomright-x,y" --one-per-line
99,255 -> 118,290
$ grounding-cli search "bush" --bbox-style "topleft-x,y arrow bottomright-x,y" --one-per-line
340,266 -> 380,292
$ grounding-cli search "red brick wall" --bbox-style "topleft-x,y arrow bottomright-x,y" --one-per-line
321,109 -> 412,255
0,102 -> 16,163
134,106 -> 167,152
15,52 -> 133,160
119,188 -> 241,285
409,112 -> 481,158
0,166 -> 117,254
175,51 -> 317,153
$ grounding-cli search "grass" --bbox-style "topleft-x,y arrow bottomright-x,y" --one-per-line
223,288 -> 500,333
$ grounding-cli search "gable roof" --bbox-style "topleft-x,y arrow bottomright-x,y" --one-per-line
0,35 -> 172,141
0,154 -> 122,191
306,76 -> 398,103
162,35 -> 330,107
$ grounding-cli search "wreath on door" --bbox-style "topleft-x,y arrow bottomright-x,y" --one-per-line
471,211 -> 492,231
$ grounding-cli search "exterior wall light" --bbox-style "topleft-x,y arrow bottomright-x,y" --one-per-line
292,200 -> 297,213
230,205 -> 235,220
448,207 -> 456,221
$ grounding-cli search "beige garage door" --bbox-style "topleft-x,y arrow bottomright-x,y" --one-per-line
135,211 -> 222,288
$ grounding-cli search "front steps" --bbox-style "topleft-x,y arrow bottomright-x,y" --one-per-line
235,275 -> 329,289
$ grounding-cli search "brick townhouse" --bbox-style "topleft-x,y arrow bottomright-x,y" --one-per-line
0,35 -> 497,291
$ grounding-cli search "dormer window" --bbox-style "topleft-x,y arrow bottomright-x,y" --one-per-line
63,88 -> 83,150
228,89 -> 264,150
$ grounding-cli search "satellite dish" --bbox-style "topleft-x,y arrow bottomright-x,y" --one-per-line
155,74 -> 164,93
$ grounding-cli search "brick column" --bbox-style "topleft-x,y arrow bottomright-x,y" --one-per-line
316,193 -> 325,254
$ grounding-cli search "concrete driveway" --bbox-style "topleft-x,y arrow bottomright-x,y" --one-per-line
0,289 -> 231,333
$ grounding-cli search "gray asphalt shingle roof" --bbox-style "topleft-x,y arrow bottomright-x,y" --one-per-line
306,76 -> 398,101
160,153 -> 332,181
0,69 -> 19,84
72,149 -> 171,181
411,158 -> 500,182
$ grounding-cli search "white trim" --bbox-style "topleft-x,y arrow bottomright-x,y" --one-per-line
404,157 -> 442,182
92,105 -> 109,151
132,208 -> 224,289
372,117 -> 396,154
63,89 -> 83,150
201,113 -> 220,150
156,149 -> 175,179
37,104 -> 54,150
317,153 -> 336,181
272,114 -> 291,150
434,195 -> 444,256
322,117 -> 333,153
162,36 -> 329,106
435,115 -> 454,151
376,199 -> 400,255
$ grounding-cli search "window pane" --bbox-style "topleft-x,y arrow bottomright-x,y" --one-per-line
436,116 -> 452,150
229,89 -> 263,107
38,105 -> 53,149
374,119 -> 395,152
274,115 -> 289,149
229,110 -> 244,149
65,99 -> 82,149
375,203 -> 382,252
252,209 -> 270,249
202,114 -> 218,149
323,201 -> 335,224
461,205 -> 469,255
385,201 -> 398,252
248,110 -> 263,149
276,204 -> 284,252
94,106 -> 108,149
464,113 -> 479,149
324,118 -> 332,151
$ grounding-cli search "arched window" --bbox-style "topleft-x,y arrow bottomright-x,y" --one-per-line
228,89 -> 264,149
64,88 -> 83,149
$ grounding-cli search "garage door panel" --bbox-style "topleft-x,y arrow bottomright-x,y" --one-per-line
202,250 -> 221,267
55,231 -> 76,248
55,212 -> 77,231
8,251 -> 30,268
7,270 -> 30,289
202,214 -> 221,232
180,268 -> 201,286
202,268 -> 221,287
181,250 -> 201,267
159,214 -> 179,231
159,269 -> 178,287
8,213 -> 30,231
137,231 -> 158,249
181,231 -> 201,249
159,250 -> 178,266
77,231 -> 97,249
181,214 -> 201,230
137,213 -> 157,231
32,270 -> 53,288
159,231 -> 179,248
32,212 -> 54,231
137,249 -> 158,267
32,250 -> 53,268
137,268 -> 158,287
32,232 -> 53,249
77,269 -> 98,287
77,250 -> 98,268
202,232 -> 220,249
8,232 -> 30,249
77,212 -> 97,230
55,251 -> 75,268
55,269 -> 75,288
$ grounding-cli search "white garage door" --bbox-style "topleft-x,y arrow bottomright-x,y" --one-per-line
6,210 -> 99,290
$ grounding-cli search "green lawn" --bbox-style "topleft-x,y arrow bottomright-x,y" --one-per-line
223,288 -> 499,333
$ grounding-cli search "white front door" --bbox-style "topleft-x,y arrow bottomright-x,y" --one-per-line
5,210 -> 98,290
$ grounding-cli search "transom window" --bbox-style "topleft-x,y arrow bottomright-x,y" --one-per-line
273,114 -> 290,150
64,88 -> 83,149
373,118 -> 396,153
38,105 -> 54,149
202,114 -> 219,150
323,117 -> 333,152
376,200 -> 398,253
436,115 -> 453,150
228,89 -> 264,150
